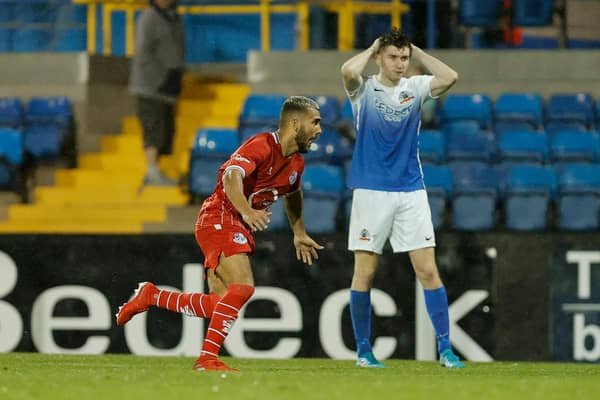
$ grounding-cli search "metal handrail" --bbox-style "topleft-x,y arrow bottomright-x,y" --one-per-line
71,0 -> 410,55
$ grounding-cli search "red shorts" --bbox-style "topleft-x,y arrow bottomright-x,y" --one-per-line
194,213 -> 255,269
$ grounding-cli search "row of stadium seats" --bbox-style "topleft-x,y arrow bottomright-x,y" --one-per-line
0,96 -> 75,192
238,92 -> 600,132
420,127 -> 600,165
187,126 -> 600,232
221,91 -> 600,143
257,162 -> 600,233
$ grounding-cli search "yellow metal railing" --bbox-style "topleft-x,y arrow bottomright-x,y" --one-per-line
72,0 -> 410,55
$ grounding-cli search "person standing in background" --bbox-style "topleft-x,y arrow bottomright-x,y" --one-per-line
129,0 -> 184,186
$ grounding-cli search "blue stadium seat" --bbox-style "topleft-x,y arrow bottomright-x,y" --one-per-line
446,129 -> 495,163
441,120 -> 481,137
267,197 -> 288,231
505,165 -> 556,231
340,97 -> 354,124
498,130 -> 548,164
458,0 -> 502,27
0,28 -> 12,52
239,94 -> 286,128
441,94 -> 492,128
550,131 -> 600,164
301,163 -> 344,233
239,124 -> 276,142
423,165 -> 453,229
13,28 -> 51,52
512,0 -> 555,26
23,125 -> 64,159
419,130 -> 445,164
545,121 -> 588,137
545,93 -> 595,129
189,128 -> 240,197
558,164 -> 600,230
494,93 -> 543,129
310,95 -> 340,128
495,120 -> 539,136
304,128 -> 353,164
0,98 -> 24,129
451,164 -> 500,231
0,127 -> 22,188
0,127 -> 23,166
25,96 -> 72,126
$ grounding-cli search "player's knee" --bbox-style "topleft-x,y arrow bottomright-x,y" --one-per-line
415,267 -> 438,284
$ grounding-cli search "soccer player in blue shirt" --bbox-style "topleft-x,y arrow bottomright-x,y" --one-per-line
341,28 -> 464,368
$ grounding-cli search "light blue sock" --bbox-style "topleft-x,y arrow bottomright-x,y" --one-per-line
350,290 -> 372,355
424,286 -> 451,354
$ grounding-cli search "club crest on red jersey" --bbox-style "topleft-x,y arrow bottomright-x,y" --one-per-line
289,171 -> 298,185
233,232 -> 248,245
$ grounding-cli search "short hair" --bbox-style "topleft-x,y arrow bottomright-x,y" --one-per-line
379,28 -> 412,55
280,96 -> 320,121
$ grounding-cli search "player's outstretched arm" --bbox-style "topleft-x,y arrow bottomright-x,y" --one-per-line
222,168 -> 271,231
341,37 -> 380,96
284,190 -> 324,266
411,44 -> 459,97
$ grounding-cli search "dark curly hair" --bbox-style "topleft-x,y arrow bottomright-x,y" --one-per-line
379,28 -> 412,55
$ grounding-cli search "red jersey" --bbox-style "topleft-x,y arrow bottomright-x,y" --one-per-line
197,131 -> 305,224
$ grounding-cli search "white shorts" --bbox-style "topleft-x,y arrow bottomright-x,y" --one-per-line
348,189 -> 435,254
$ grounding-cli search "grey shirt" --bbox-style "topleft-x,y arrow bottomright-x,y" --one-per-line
129,4 -> 185,103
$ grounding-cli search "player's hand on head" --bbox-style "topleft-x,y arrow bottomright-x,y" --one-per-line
370,37 -> 382,55
242,209 -> 271,232
294,234 -> 324,266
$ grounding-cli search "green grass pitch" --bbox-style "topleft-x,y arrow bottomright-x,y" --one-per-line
0,353 -> 599,400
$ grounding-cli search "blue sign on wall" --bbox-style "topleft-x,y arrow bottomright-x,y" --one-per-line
551,250 -> 600,362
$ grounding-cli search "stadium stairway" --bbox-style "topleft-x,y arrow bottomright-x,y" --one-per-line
0,82 -> 250,233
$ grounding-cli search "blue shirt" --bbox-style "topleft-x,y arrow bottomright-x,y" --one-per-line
347,75 -> 434,192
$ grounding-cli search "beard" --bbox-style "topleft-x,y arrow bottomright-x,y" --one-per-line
296,126 -> 311,153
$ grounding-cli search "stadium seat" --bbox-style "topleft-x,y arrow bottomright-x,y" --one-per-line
458,0 -> 502,27
239,124 -> 277,142
23,125 -> 65,159
498,130 -> 548,164
494,93 -> 543,129
0,97 -> 24,128
188,128 -> 240,197
451,164 -> 500,231
558,164 -> 600,230
441,120 -> 481,137
304,128 -> 352,164
239,94 -> 286,128
550,131 -> 600,164
545,93 -> 595,129
419,130 -> 445,164
267,197 -> 288,231
423,165 -> 453,229
495,120 -> 538,135
512,0 -> 555,26
545,121 -> 588,137
301,163 -> 344,233
446,129 -> 495,163
310,95 -> 340,128
504,165 -> 556,231
340,98 -> 353,125
0,127 -> 23,166
25,96 -> 72,127
0,127 -> 23,189
441,94 -> 492,128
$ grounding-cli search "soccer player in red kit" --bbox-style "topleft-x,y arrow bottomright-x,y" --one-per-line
116,96 -> 324,372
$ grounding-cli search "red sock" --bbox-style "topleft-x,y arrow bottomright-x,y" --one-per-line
200,284 -> 255,359
154,289 -> 220,318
